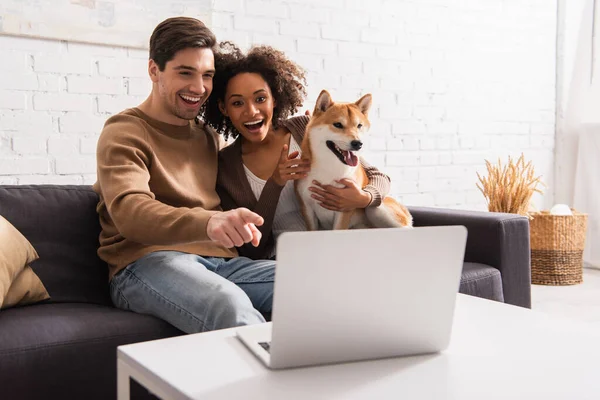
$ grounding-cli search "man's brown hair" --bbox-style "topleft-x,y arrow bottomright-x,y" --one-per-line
149,17 -> 216,71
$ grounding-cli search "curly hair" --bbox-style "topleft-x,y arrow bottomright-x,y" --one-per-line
202,41 -> 307,140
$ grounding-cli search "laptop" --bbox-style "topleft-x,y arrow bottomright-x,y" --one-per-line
236,225 -> 467,369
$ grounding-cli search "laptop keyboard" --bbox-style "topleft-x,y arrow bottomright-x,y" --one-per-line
258,341 -> 271,353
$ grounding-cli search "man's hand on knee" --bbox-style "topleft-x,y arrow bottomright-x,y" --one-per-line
207,208 -> 264,248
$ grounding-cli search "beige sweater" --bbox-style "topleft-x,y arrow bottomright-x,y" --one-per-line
217,115 -> 391,260
94,108 -> 236,280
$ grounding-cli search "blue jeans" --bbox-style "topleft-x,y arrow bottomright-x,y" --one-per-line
109,251 -> 275,333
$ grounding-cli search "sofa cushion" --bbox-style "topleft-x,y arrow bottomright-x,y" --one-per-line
0,302 -> 182,400
0,185 -> 109,305
0,215 -> 49,309
460,262 -> 504,302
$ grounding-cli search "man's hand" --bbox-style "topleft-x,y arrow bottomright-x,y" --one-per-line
271,144 -> 310,186
309,179 -> 372,212
207,208 -> 264,248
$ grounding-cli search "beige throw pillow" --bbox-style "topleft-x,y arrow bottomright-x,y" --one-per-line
0,215 -> 50,309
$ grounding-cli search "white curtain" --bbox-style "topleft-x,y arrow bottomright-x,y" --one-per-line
571,0 -> 600,267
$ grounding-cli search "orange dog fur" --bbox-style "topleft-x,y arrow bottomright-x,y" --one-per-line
295,90 -> 413,230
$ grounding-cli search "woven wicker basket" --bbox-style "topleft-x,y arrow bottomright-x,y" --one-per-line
529,210 -> 587,285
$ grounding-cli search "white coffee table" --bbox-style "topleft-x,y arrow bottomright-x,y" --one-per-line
117,294 -> 600,399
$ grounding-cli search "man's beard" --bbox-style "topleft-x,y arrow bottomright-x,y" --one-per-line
171,100 -> 201,121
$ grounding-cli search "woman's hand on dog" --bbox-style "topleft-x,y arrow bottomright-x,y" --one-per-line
271,144 -> 310,186
309,179 -> 372,211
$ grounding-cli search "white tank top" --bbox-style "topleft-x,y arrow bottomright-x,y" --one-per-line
243,136 -> 308,252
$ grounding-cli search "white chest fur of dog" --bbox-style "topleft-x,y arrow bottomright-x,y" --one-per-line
295,90 -> 413,231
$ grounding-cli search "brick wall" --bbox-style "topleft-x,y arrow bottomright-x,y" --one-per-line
0,0 -> 558,210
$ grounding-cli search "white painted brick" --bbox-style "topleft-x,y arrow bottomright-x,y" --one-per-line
380,76 -> 413,91
128,49 -> 149,59
216,30 -> 251,50
438,152 -> 452,165
393,181 -> 419,194
298,38 -> 337,55
378,105 -> 412,120
0,92 -> 27,110
0,36 -> 62,53
392,121 -> 427,135
362,60 -> 400,75
338,42 -> 376,58
323,57 -> 362,74
452,151 -> 488,165
67,76 -> 123,95
82,174 -> 98,185
234,16 -> 278,34
0,158 -> 50,175
419,137 -> 436,150
346,0 -> 382,11
98,58 -> 148,78
68,42 -> 126,57
0,73 -> 38,91
59,113 -> 107,134
12,137 -> 47,155
375,46 -> 410,61
55,157 -> 96,174
330,10 -> 369,27
33,55 -> 92,75
362,152 -> 385,168
288,54 -> 323,72
321,26 -> 361,42
0,177 -> 18,184
386,152 -> 419,166
530,122 -> 555,135
18,174 -> 84,185
419,152 -> 439,166
97,96 -> 144,114
361,29 -> 396,45
127,79 -> 152,96
0,112 -> 53,131
48,137 -> 80,156
368,120 -> 392,136
0,0 -> 559,211
340,74 -> 380,89
413,106 -> 445,120
367,137 -> 386,151
436,165 -> 467,179
288,5 -> 330,23
246,1 -> 289,18
213,0 -> 244,12
397,167 -> 418,181
37,74 -> 61,92
80,136 -> 100,154
434,191 -> 467,206
0,51 -> 29,72
426,122 -> 458,135
296,0 -> 343,8
280,21 -> 320,38
386,138 -> 403,151
401,193 -> 435,207
251,34 -> 296,54
212,12 -> 234,29
34,94 -> 93,112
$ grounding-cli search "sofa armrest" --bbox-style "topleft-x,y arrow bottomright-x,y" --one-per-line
408,206 -> 531,308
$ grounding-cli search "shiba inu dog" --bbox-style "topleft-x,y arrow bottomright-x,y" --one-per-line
295,90 -> 413,230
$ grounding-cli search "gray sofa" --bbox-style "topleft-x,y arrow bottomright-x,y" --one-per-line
0,185 -> 531,400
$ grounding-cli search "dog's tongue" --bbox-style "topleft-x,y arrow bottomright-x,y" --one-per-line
344,150 -> 358,167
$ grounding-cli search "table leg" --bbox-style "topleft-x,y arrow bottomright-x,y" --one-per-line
117,359 -> 131,400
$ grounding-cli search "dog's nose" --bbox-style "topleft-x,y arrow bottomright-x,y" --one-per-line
350,140 -> 363,150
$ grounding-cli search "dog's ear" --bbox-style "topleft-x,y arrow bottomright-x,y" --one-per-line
314,90 -> 333,114
355,94 -> 372,116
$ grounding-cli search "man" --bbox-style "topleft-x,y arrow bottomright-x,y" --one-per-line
93,17 -> 274,333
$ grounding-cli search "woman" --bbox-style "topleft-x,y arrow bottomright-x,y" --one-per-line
202,42 -> 391,259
